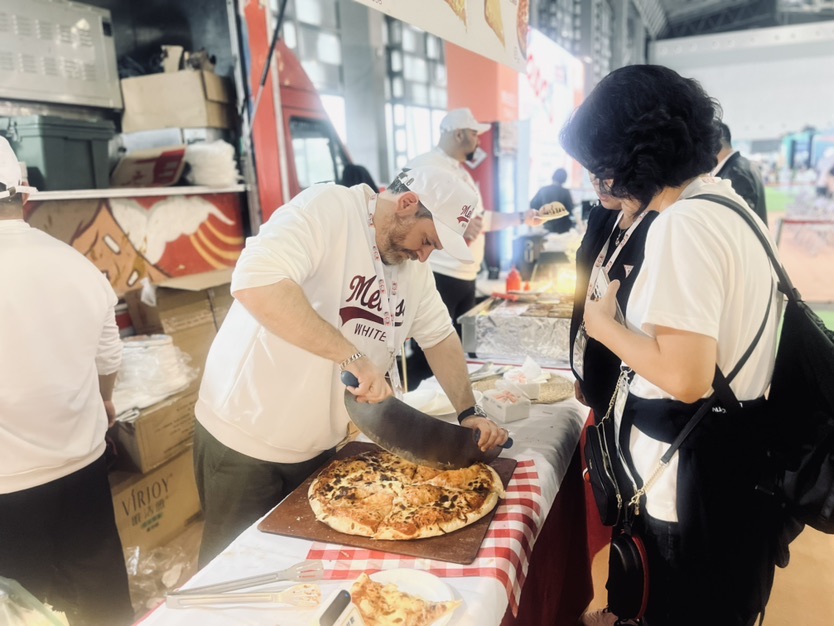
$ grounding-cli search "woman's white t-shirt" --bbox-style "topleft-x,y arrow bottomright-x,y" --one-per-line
619,177 -> 781,521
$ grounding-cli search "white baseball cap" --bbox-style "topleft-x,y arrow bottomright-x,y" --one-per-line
0,136 -> 36,199
393,165 -> 478,263
439,108 -> 490,135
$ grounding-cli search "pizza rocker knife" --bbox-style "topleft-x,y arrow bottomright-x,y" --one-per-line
341,371 -> 512,470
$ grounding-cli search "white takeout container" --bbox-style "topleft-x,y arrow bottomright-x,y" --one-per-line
482,388 -> 531,423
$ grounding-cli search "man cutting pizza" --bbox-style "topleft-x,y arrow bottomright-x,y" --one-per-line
194,164 -> 510,567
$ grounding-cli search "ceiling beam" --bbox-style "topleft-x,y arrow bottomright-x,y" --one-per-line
660,0 -> 778,37
664,0 -> 759,23
632,0 -> 669,37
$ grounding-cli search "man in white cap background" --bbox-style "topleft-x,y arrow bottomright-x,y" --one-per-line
0,137 -> 133,624
405,107 -> 541,385
193,164 -> 510,566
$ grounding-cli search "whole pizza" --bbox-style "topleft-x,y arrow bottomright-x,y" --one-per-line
308,450 -> 506,540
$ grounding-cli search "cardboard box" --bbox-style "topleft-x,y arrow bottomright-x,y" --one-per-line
110,449 -> 201,554
110,145 -> 187,187
114,388 -> 199,473
124,269 -> 233,379
120,70 -> 233,133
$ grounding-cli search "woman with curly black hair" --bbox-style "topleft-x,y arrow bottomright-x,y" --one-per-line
562,65 -> 782,625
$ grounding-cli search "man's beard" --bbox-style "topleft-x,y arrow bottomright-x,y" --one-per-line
465,150 -> 476,162
379,216 -> 419,265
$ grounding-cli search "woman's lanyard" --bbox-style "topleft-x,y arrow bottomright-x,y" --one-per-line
586,210 -> 648,299
573,210 -> 647,380
364,196 -> 403,397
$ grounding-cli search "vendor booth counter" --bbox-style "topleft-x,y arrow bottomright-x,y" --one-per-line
135,364 -> 593,626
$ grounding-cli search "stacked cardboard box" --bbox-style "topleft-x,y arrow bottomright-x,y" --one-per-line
113,389 -> 199,474
123,268 -> 234,385
111,269 -> 233,551
120,70 -> 234,134
109,449 -> 202,554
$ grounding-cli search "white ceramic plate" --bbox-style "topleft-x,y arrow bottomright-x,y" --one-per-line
370,569 -> 459,626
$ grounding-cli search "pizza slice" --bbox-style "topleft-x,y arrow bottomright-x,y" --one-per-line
308,484 -> 395,537
485,0 -> 505,45
350,572 -> 462,626
517,0 -> 530,58
314,451 -> 413,490
537,202 -> 570,223
375,484 -> 500,539
418,463 -> 506,498
443,0 -> 467,25
376,485 -> 463,539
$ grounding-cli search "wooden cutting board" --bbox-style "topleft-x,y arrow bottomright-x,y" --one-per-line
257,441 -> 517,565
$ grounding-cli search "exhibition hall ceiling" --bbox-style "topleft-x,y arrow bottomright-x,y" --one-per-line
652,0 -> 834,38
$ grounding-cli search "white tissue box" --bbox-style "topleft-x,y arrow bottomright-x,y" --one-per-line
503,364 -> 545,400
505,380 -> 540,400
482,389 -> 531,423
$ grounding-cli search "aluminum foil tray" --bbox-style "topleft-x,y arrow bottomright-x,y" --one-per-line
459,298 -> 571,368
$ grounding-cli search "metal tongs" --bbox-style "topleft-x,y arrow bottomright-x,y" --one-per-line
469,362 -> 511,382
166,560 -> 324,609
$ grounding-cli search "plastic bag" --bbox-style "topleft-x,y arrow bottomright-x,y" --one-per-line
184,140 -> 241,187
124,545 -> 195,613
113,334 -> 198,412
0,577 -> 68,625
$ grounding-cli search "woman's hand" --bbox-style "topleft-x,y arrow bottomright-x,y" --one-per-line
584,279 -> 621,340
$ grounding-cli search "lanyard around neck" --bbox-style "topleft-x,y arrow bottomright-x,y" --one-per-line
586,210 -> 647,300
364,196 -> 403,396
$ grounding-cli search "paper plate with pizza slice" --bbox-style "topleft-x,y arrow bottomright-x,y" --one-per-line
345,569 -> 462,626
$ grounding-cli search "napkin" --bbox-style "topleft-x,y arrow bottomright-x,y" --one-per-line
503,356 -> 550,384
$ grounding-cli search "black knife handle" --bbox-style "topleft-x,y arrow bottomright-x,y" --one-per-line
474,429 -> 514,449
341,371 -> 359,387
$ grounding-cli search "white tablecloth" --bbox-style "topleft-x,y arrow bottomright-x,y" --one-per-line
136,367 -> 586,626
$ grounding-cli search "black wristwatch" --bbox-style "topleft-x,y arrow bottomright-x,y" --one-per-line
458,405 -> 487,424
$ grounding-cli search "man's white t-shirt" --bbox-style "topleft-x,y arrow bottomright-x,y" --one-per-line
0,220 -> 122,494
618,177 -> 781,521
196,184 -> 455,464
406,148 -> 491,281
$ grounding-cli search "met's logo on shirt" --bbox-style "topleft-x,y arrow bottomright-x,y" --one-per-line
457,204 -> 474,227
339,274 -> 404,342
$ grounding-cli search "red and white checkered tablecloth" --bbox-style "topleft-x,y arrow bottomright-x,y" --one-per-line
305,460 -> 543,616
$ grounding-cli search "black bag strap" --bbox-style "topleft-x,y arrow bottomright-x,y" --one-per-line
653,195 -> 778,464
658,291 -> 772,464
624,195 -> 776,484
692,194 -> 800,302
